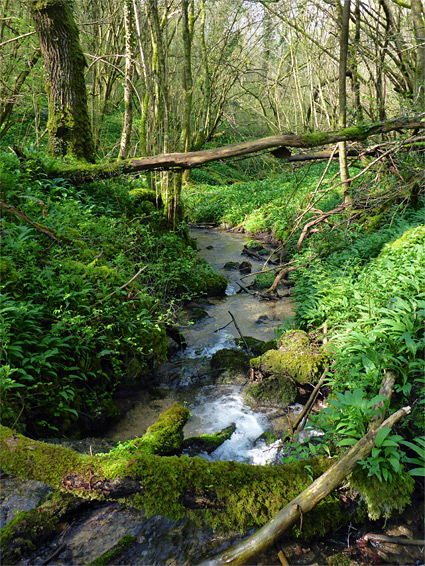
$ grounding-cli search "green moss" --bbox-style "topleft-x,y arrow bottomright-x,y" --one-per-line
210,348 -> 251,382
129,188 -> 157,203
190,307 -> 209,321
235,336 -> 268,357
250,330 -> 328,384
256,430 -> 279,446
110,403 -> 191,457
244,374 -> 297,408
0,492 -> 78,565
245,240 -> 266,252
252,271 -> 276,289
181,424 -> 236,455
350,468 -> 415,520
365,213 -> 383,232
0,257 -> 18,283
89,534 -> 136,566
302,132 -> 329,146
336,125 -> 369,141
223,261 -> 239,270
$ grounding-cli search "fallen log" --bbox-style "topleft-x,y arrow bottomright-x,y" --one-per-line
35,116 -> 425,185
197,405 -> 411,565
0,421 -> 340,535
126,116 -> 424,172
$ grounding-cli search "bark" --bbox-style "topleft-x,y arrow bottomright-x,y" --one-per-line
338,0 -> 351,202
197,406 -> 411,566
29,0 -> 95,162
118,0 -> 134,160
411,0 -> 425,107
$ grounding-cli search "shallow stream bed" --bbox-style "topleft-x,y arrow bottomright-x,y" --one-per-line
106,228 -> 298,464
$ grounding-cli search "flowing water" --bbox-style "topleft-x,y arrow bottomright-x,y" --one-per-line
106,228 -> 298,464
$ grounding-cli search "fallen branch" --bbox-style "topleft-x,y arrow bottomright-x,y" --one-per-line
197,405 -> 411,565
126,116 -> 424,172
363,533 -> 425,546
297,203 -> 350,251
282,368 -> 329,443
0,198 -> 60,243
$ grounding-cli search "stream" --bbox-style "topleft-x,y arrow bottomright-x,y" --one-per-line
106,228 -> 298,465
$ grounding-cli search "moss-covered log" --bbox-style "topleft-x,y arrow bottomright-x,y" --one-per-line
1,422 -> 344,535
44,116 -> 425,185
126,116 -> 425,172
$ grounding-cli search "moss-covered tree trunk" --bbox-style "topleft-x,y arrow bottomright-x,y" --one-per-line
118,0 -> 133,160
30,0 -> 95,162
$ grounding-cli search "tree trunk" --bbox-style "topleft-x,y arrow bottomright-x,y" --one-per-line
29,0 -> 95,162
118,0 -> 134,160
338,0 -> 351,203
411,0 -> 425,108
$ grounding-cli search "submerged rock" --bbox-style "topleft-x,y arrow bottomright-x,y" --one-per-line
238,261 -> 252,274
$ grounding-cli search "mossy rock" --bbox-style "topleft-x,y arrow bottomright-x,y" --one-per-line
245,240 -> 267,253
190,307 -> 209,321
251,271 -> 276,290
235,336 -> 274,357
203,272 -> 228,296
245,374 -> 297,408
250,330 -> 328,384
129,188 -> 157,203
223,261 -> 239,270
181,423 -> 236,456
210,348 -> 251,383
255,430 -> 279,446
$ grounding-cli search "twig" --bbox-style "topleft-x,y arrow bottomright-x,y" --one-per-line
363,533 -> 425,546
228,311 -> 252,354
282,368 -> 329,443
